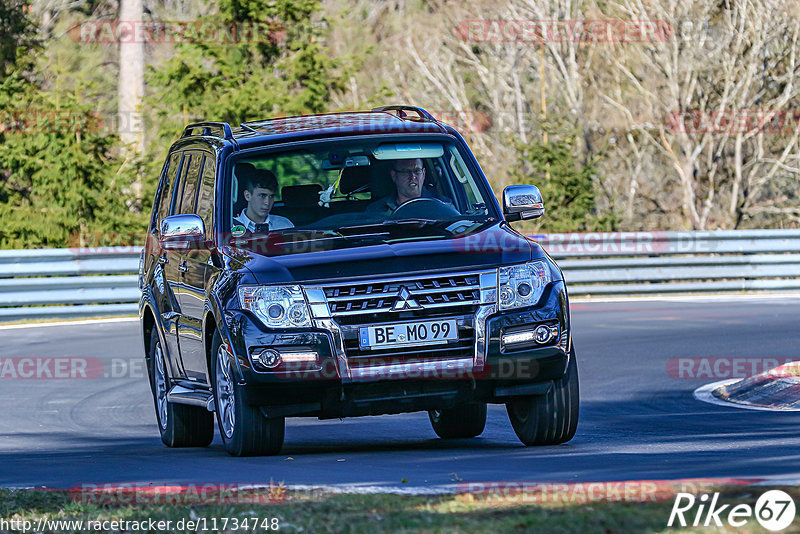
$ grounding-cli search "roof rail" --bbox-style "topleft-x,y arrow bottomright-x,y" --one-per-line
372,105 -> 437,122
182,122 -> 234,140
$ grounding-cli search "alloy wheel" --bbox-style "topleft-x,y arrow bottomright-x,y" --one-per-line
154,342 -> 168,430
215,345 -> 236,439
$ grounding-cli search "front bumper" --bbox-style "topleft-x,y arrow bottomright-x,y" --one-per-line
223,280 -> 570,414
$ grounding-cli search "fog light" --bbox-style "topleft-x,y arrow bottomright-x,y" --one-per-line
280,351 -> 318,364
252,349 -> 281,369
502,324 -> 559,347
502,330 -> 536,346
534,324 -> 552,343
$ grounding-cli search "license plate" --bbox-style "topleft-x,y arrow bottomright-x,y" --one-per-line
359,319 -> 458,349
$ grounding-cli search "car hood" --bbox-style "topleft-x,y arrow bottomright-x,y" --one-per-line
220,222 -> 546,284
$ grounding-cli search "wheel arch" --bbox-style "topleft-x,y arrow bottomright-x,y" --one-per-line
142,306 -> 156,363
203,309 -> 218,378
203,290 -> 244,383
140,288 -> 165,369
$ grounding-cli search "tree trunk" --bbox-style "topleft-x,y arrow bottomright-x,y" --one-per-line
118,0 -> 144,155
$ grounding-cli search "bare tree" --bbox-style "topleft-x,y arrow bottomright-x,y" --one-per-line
322,0 -> 800,229
600,0 -> 800,229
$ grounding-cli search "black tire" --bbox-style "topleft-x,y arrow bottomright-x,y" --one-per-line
429,403 -> 487,439
211,331 -> 285,457
148,333 -> 214,448
506,347 -> 579,446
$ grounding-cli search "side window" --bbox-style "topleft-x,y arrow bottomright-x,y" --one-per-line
196,155 -> 216,234
178,152 -> 203,214
154,152 -> 182,226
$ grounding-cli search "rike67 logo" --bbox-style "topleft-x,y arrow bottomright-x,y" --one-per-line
669,490 -> 796,531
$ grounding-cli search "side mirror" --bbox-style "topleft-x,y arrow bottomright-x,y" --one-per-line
159,214 -> 206,252
503,184 -> 545,222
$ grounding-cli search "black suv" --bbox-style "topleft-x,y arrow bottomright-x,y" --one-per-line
138,105 -> 578,456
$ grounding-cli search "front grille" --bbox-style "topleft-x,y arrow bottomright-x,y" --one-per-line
323,272 -> 481,322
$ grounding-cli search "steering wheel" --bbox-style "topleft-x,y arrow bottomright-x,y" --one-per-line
389,197 -> 461,220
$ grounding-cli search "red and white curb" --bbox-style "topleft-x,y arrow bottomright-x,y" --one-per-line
695,361 -> 800,412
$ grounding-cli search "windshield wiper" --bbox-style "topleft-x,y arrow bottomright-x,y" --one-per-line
336,222 -> 394,234
383,218 -> 440,225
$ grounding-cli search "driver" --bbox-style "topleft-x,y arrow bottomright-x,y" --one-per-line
366,158 -> 438,215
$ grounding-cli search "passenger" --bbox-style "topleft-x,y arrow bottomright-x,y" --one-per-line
233,167 -> 294,232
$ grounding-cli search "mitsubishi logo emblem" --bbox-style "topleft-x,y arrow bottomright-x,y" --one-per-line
392,286 -> 421,311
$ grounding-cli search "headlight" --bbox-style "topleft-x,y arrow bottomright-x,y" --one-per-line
238,285 -> 312,328
499,260 -> 552,310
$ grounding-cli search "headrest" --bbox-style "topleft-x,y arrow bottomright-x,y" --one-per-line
232,163 -> 256,214
281,184 -> 323,206
369,160 -> 396,200
339,166 -> 372,195
235,162 -> 257,183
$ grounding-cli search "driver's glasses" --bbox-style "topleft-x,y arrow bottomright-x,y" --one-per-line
393,168 -> 424,179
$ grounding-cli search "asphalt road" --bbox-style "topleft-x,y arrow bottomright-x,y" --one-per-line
2,297 -> 800,490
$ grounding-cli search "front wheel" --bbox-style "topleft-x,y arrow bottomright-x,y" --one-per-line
148,334 -> 214,448
506,347 -> 579,446
429,403 -> 487,439
211,331 -> 285,457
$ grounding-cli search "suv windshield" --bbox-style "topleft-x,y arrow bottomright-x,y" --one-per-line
227,138 -> 497,241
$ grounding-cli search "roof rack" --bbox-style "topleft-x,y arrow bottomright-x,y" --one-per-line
181,122 -> 234,140
372,105 -> 437,122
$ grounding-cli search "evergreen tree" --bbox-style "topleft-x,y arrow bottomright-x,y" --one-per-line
0,0 -> 353,248
510,130 -> 616,233
146,0 -> 351,162
0,1 -> 144,249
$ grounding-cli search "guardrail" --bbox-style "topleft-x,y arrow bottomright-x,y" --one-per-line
539,229 -> 800,295
0,248 -> 140,321
1,229 -> 799,321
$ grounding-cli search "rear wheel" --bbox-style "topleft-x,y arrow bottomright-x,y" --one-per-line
148,334 -> 214,448
211,331 -> 285,457
429,403 -> 487,439
506,347 -> 579,446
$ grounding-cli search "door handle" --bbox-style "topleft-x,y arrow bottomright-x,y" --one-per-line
178,261 -> 189,273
